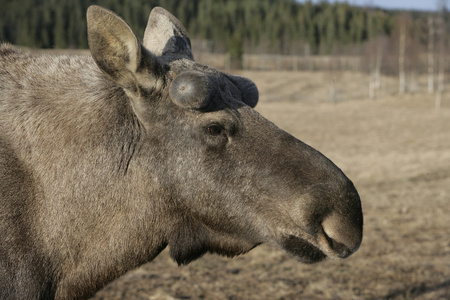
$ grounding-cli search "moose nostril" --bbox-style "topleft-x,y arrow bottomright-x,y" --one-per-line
321,213 -> 362,258
324,234 -> 352,258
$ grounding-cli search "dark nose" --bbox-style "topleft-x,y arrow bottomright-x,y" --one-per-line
321,187 -> 363,258
324,234 -> 355,259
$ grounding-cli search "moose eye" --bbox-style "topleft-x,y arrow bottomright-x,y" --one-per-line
206,125 -> 223,136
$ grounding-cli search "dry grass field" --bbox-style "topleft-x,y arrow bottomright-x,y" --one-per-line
91,71 -> 450,299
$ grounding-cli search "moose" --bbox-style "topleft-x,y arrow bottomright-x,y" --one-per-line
0,5 -> 363,300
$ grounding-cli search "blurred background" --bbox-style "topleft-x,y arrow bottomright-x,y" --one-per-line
1,0 -> 450,103
2,1 -> 449,299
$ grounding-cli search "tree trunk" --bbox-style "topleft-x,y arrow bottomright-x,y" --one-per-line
436,16 -> 445,110
428,16 -> 435,94
398,23 -> 406,94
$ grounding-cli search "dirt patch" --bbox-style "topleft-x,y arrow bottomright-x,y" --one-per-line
92,72 -> 450,299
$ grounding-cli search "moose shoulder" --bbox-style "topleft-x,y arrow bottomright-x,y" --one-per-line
0,5 -> 363,300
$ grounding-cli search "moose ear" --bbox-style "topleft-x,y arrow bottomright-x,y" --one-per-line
143,7 -> 193,59
87,5 -> 141,89
227,75 -> 259,108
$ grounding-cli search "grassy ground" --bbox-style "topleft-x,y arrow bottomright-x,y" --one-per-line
92,71 -> 450,299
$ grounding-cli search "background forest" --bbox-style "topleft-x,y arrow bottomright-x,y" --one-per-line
0,0 -> 448,98
0,0 -> 435,53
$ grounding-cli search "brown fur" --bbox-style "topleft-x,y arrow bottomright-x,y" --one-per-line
0,6 -> 362,300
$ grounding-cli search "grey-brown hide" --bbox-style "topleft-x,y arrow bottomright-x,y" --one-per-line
0,6 -> 363,300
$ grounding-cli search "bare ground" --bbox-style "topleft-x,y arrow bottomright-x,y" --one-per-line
92,71 -> 450,299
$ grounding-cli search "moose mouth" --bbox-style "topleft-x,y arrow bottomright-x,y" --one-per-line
278,234 -> 327,264
275,225 -> 357,263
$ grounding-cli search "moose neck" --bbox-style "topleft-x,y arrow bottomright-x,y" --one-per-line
0,54 -> 172,298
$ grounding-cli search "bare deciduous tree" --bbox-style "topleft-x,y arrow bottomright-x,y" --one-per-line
398,15 -> 407,94
436,0 -> 447,110
428,15 -> 435,94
